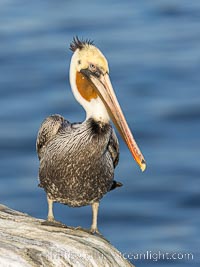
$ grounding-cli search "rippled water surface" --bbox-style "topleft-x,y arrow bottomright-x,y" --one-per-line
0,1 -> 200,266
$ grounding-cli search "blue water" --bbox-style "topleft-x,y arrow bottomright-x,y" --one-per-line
0,1 -> 200,266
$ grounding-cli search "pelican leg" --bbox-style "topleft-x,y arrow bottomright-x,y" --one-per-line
90,202 -> 100,234
47,196 -> 54,221
41,195 -> 66,228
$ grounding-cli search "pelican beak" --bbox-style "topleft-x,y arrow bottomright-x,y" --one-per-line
81,70 -> 146,172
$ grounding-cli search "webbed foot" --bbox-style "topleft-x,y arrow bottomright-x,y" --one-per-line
75,226 -> 102,237
90,226 -> 100,235
41,218 -> 67,228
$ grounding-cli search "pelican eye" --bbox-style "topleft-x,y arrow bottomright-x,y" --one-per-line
89,63 -> 102,78
89,63 -> 97,72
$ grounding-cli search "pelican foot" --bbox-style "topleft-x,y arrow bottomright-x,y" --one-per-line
90,228 -> 110,242
75,226 -> 101,236
90,227 -> 100,235
41,219 -> 67,228
75,226 -> 91,233
73,226 -> 109,242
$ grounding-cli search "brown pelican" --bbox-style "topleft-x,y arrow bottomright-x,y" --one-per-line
36,37 -> 146,234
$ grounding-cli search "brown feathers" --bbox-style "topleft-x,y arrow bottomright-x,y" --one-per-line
70,36 -> 94,52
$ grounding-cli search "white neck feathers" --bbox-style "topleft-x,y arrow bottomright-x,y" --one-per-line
69,52 -> 110,123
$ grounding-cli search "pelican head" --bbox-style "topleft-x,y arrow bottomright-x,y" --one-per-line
69,37 -> 146,172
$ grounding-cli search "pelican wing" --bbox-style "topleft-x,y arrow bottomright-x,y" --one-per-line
108,128 -> 119,168
36,114 -> 66,160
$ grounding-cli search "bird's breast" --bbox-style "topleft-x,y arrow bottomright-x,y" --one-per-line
46,119 -> 112,165
40,119 -> 114,206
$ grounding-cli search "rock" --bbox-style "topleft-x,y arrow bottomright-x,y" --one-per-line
0,204 -> 135,267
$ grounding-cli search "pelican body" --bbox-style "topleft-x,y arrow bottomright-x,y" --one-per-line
36,37 -> 146,233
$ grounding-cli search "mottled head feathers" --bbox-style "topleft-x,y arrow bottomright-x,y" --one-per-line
70,36 -> 94,52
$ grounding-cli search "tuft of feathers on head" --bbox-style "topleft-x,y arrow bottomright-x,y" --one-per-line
70,36 -> 94,52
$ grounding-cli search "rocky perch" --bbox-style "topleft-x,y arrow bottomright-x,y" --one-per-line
0,204 -> 134,267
